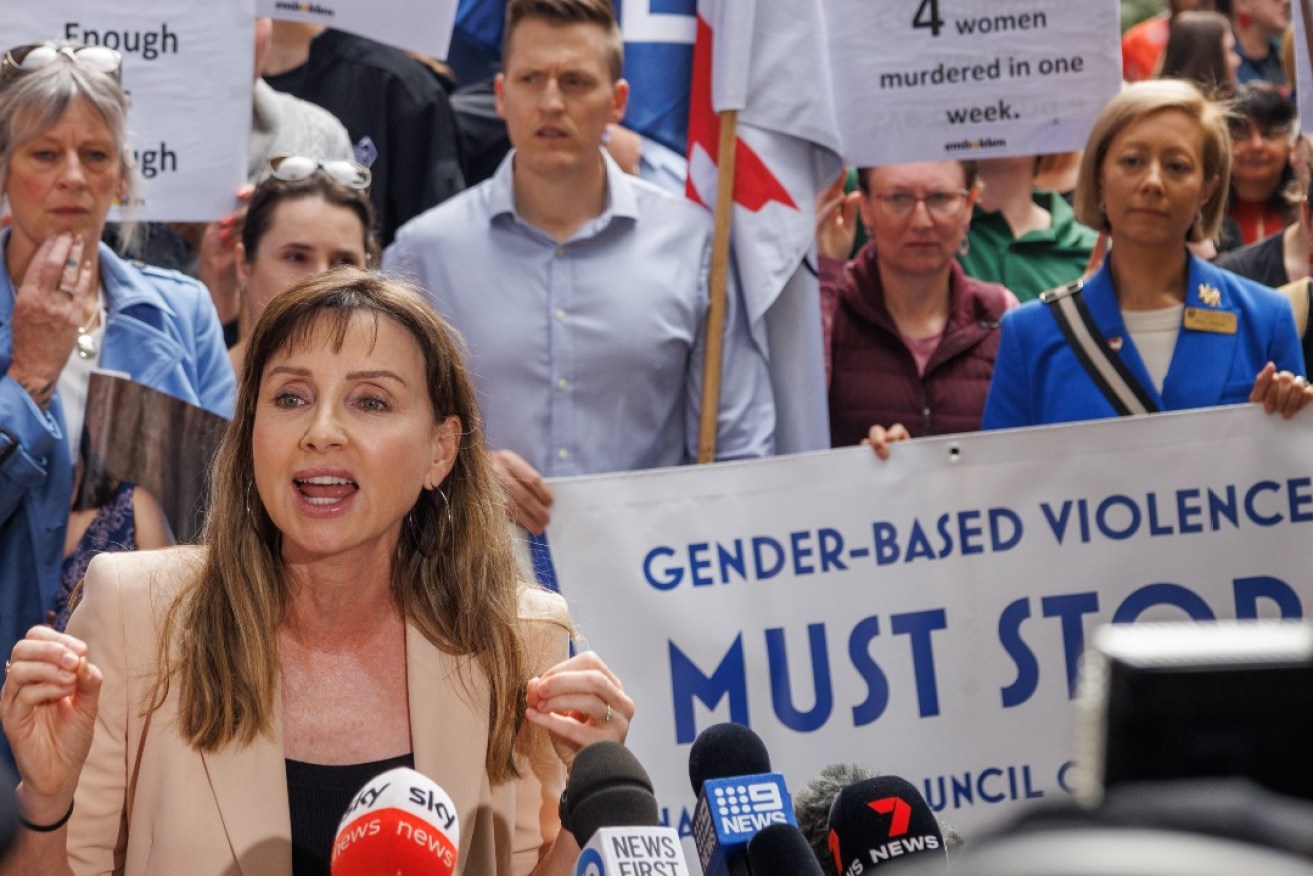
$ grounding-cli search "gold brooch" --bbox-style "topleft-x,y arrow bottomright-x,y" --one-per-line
1197,283 -> 1222,307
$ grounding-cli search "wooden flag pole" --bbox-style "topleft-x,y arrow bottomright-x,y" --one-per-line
697,108 -> 739,464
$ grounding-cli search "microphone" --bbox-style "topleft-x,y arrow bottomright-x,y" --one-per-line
567,741 -> 690,876
330,766 -> 459,876
688,723 -> 797,876
746,823 -> 826,876
826,775 -> 946,875
794,764 -> 877,868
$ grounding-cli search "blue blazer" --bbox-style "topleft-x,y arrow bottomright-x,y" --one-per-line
982,254 -> 1304,429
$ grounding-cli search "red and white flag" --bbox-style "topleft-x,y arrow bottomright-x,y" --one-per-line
685,0 -> 844,453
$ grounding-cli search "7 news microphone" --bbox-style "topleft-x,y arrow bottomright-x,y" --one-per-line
826,775 -> 947,875
331,766 -> 460,875
688,723 -> 798,876
566,741 -> 690,876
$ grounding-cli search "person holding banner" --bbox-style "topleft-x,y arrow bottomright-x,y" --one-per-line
983,79 -> 1313,429
383,0 -> 774,558
0,270 -> 634,875
227,153 -> 378,375
0,41 -> 234,764
817,160 -> 1017,454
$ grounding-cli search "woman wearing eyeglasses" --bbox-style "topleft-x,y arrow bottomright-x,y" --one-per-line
983,79 -> 1311,430
816,160 -> 1018,456
227,154 -> 377,375
0,39 -> 233,749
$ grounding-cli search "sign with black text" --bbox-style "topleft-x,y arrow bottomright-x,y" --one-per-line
0,0 -> 254,220
826,0 -> 1122,164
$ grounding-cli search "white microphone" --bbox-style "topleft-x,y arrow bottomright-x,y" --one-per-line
331,766 -> 460,876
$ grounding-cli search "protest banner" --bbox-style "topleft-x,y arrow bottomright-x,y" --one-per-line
260,0 -> 459,60
547,405 -> 1313,845
0,0 -> 254,221
826,0 -> 1122,165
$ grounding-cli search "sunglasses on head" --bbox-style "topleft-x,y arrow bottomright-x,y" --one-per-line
0,42 -> 122,83
266,153 -> 372,191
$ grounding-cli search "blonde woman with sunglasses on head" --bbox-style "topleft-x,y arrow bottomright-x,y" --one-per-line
227,154 -> 378,376
0,38 -> 233,759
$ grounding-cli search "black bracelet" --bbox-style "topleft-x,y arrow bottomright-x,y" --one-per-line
19,800 -> 73,832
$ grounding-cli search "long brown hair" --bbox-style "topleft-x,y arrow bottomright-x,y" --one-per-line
152,268 -> 529,780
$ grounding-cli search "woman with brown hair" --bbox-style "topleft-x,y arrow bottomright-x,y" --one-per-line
1,269 -> 633,875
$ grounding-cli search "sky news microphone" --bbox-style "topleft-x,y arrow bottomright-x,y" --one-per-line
688,723 -> 797,876
827,775 -> 946,875
331,766 -> 459,876
567,742 -> 690,876
746,823 -> 826,876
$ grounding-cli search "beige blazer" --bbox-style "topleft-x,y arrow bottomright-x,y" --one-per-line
63,547 -> 570,876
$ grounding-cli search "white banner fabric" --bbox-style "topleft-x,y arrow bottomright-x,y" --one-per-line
259,0 -> 458,60
0,0 -> 254,221
547,405 -> 1313,845
1295,0 -> 1313,134
825,0 -> 1123,165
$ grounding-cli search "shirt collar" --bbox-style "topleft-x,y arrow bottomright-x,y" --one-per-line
488,148 -> 641,229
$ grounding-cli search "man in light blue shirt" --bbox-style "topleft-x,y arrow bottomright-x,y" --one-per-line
384,0 -> 775,545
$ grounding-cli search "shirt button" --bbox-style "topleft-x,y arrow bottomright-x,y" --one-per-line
556,378 -> 569,390
557,448 -> 570,461
554,308 -> 567,321
555,247 -> 566,257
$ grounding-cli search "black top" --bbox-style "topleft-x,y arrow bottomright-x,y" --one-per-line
287,751 -> 415,876
264,28 -> 465,245
1215,230 -> 1288,289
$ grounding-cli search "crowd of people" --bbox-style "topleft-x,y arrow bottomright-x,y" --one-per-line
0,0 -> 1312,872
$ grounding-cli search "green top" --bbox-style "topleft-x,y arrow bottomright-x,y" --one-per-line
958,190 -> 1099,302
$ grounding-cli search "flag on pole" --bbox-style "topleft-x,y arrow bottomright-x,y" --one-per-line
685,0 -> 844,453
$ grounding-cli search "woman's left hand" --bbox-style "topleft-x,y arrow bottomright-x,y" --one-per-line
1249,362 -> 1313,419
525,651 -> 634,769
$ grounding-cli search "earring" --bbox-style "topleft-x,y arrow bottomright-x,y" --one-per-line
244,481 -> 256,523
958,235 -> 970,258
437,488 -> 454,532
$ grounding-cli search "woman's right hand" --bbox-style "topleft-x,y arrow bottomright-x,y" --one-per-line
0,626 -> 102,822
7,233 -> 93,406
815,172 -> 863,261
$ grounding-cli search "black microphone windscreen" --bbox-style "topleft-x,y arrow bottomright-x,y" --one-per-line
828,775 -> 947,874
688,723 -> 772,796
564,742 -> 660,845
746,823 -> 826,876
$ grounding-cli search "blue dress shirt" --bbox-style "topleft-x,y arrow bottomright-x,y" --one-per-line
384,150 -> 775,478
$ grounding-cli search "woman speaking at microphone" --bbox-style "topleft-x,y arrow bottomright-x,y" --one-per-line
983,79 -> 1313,428
0,270 -> 634,875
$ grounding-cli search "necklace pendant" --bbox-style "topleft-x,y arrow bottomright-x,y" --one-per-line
76,330 -> 98,360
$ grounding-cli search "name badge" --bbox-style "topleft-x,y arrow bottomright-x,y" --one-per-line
1183,307 -> 1237,334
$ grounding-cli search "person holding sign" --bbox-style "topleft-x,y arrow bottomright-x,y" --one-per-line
0,270 -> 634,875
0,41 -> 234,764
817,161 -> 1017,456
982,79 -> 1312,429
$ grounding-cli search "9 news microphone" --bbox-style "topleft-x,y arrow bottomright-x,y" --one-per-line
331,766 -> 459,875
826,775 -> 946,875
688,723 -> 797,876
567,741 -> 690,876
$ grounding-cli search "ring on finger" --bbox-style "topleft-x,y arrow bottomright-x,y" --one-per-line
603,702 -> 613,723
58,283 -> 77,297
64,256 -> 78,269
4,660 -> 9,676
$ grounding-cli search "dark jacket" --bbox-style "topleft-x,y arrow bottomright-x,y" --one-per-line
826,243 -> 1014,444
264,29 -> 465,245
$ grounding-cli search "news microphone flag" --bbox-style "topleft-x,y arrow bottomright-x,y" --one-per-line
692,772 -> 797,876
575,826 -> 691,876
331,766 -> 459,876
